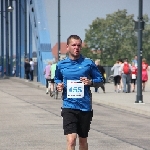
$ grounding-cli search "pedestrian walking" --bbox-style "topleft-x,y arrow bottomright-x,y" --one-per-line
120,58 -> 132,93
49,61 -> 57,97
12,66 -> 16,77
131,62 -> 137,92
24,58 -> 31,82
142,58 -> 149,91
29,58 -> 34,81
54,35 -> 103,150
118,58 -> 123,90
111,60 -> 121,93
43,62 -> 51,94
94,59 -> 105,93
132,55 -> 138,67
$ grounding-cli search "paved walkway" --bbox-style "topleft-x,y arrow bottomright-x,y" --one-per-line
0,76 -> 150,150
9,73 -> 150,117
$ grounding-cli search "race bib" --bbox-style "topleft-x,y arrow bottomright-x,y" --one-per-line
67,80 -> 84,98
132,74 -> 136,79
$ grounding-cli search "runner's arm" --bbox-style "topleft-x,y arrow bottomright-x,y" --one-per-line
54,64 -> 63,84
90,62 -> 104,87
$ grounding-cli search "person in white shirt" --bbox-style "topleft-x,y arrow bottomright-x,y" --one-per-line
111,60 -> 122,93
30,58 -> 34,81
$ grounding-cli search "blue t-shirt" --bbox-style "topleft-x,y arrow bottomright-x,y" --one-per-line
54,55 -> 103,111
132,59 -> 138,67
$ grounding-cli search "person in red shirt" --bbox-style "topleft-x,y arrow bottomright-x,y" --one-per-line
131,62 -> 137,92
142,58 -> 149,91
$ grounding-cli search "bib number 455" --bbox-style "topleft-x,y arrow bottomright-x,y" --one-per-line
69,87 -> 82,92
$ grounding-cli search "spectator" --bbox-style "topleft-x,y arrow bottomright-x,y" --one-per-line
132,55 -> 138,67
131,62 -> 137,92
24,58 -> 31,82
30,58 -> 34,81
118,58 -> 123,90
12,66 -> 16,77
95,59 -> 105,93
120,58 -> 132,93
43,61 -> 52,94
142,58 -> 149,91
50,61 -> 57,97
111,60 -> 121,92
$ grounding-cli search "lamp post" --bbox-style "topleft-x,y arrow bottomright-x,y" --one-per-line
10,0 -> 13,76
0,0 -> 4,77
0,0 -> 14,78
58,0 -> 61,61
135,0 -> 145,103
5,0 -> 10,77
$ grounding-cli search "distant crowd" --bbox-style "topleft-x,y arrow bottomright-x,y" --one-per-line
110,55 -> 149,93
23,55 -> 149,95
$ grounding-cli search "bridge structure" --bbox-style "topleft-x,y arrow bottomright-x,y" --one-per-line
0,0 -> 55,85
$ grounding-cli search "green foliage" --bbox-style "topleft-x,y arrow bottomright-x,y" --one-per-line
81,47 -> 100,61
81,47 -> 92,58
81,48 -> 106,64
84,9 -> 150,65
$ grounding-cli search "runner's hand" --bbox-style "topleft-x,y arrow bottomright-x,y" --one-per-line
80,77 -> 92,85
57,83 -> 64,92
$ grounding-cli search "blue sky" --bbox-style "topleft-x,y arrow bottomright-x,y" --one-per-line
44,0 -> 150,47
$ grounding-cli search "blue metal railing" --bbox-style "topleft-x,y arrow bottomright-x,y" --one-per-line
0,0 -> 54,84
29,0 -> 54,85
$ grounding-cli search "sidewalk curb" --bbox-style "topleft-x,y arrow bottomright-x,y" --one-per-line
93,99 -> 150,117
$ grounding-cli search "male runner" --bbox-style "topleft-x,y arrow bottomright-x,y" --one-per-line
55,35 -> 103,150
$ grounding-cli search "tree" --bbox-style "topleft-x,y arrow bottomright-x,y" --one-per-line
142,14 -> 150,64
81,46 -> 100,61
84,9 -> 150,65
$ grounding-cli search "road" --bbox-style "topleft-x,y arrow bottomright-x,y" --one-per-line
0,79 -> 150,150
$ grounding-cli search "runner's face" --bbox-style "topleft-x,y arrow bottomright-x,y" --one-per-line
67,38 -> 82,59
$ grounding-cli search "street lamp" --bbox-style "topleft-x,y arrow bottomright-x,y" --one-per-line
7,5 -> 14,12
0,0 -> 14,78
134,0 -> 145,103
58,0 -> 61,61
0,6 -> 14,13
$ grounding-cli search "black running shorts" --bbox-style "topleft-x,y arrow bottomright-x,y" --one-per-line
50,79 -> 54,83
61,108 -> 93,138
114,75 -> 121,85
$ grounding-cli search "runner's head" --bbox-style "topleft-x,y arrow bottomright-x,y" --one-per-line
66,35 -> 82,60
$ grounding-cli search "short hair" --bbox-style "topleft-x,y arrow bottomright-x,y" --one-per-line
30,58 -> 33,61
67,35 -> 82,45
142,58 -> 146,63
95,59 -> 100,65
124,58 -> 128,62
118,58 -> 123,63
